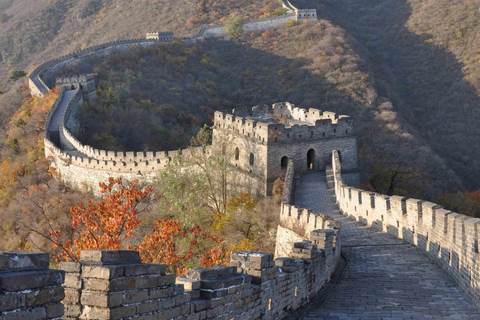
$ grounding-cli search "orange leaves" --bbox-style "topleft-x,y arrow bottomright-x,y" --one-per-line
53,178 -> 152,262
135,219 -> 229,275
51,177 -> 229,272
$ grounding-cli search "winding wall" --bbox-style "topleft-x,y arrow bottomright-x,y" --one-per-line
30,0 -> 318,192
275,160 -> 341,258
332,150 -> 480,308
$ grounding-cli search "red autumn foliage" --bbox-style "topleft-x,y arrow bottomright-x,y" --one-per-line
50,177 -> 229,273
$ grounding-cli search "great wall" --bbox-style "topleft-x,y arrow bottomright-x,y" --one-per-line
2,0 -> 479,319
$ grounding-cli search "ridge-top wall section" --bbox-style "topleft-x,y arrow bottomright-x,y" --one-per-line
332,150 -> 480,309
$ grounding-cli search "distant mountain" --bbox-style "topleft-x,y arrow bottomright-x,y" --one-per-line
0,0 -> 280,88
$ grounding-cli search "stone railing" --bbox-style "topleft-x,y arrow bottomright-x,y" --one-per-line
332,150 -> 480,308
1,245 -> 340,319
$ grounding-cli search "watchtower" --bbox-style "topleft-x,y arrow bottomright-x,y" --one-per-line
146,32 -> 174,42
296,9 -> 318,22
56,74 -> 96,102
213,102 -> 358,195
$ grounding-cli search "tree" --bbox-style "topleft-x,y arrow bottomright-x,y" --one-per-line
9,71 -> 26,81
225,17 -> 244,36
47,177 -> 229,273
50,178 -> 153,262
157,126 -> 280,254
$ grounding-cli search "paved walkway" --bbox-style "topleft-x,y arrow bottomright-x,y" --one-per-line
48,89 -> 85,157
293,172 -> 480,320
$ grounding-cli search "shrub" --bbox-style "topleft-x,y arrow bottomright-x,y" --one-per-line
273,8 -> 288,16
9,71 -> 26,81
262,30 -> 274,38
225,17 -> 245,36
285,20 -> 298,27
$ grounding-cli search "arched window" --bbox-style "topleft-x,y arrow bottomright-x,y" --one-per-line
281,156 -> 288,169
250,153 -> 254,166
235,147 -> 240,160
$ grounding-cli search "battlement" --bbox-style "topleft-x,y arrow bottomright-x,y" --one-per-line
296,9 -> 317,21
214,103 -> 354,145
332,150 -> 480,308
56,74 -> 95,85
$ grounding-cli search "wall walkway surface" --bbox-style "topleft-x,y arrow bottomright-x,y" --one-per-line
312,150 -> 480,318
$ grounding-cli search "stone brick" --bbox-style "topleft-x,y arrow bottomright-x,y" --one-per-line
64,273 -> 82,289
46,302 -> 64,318
158,274 -> 176,287
1,306 -> 46,320
25,286 -> 64,307
82,265 -> 125,280
64,304 -> 81,318
80,250 -> 141,265
136,300 -> 159,314
149,286 -> 174,299
187,266 -> 236,280
110,305 -> 136,319
0,252 -> 49,272
176,276 -> 201,290
0,270 -> 64,291
80,291 -> 123,308
136,275 -> 161,289
0,293 -> 26,312
59,261 -> 81,273
109,277 -> 137,291
124,290 -> 148,304
200,288 -> 228,299
82,278 -> 109,291
63,288 -> 81,304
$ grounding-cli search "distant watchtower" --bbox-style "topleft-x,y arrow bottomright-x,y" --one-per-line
213,102 -> 358,195
146,32 -> 174,42
56,74 -> 96,102
296,9 -> 318,22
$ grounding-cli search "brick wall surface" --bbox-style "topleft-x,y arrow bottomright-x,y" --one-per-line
0,252 -> 65,320
55,243 -> 339,320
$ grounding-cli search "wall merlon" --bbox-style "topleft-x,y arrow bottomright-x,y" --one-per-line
405,198 -> 423,224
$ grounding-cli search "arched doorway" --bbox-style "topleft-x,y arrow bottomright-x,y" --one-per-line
281,156 -> 288,169
70,85 -> 75,90
307,149 -> 315,170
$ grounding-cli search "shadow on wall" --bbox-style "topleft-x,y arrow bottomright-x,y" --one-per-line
312,0 -> 480,191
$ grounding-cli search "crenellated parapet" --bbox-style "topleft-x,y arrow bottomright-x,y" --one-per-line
146,31 -> 174,41
332,150 -> 480,308
275,159 -> 341,260
214,104 -> 353,146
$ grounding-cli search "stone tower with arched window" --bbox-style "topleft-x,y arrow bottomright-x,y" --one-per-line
212,102 -> 359,195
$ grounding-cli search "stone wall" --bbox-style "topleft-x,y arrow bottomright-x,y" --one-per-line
275,160 -> 342,258
332,150 -> 480,309
29,39 -> 161,97
0,252 -> 65,320
59,245 -> 338,320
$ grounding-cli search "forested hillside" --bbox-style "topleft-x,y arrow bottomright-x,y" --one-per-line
0,0 -> 281,88
1,0 -> 480,257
